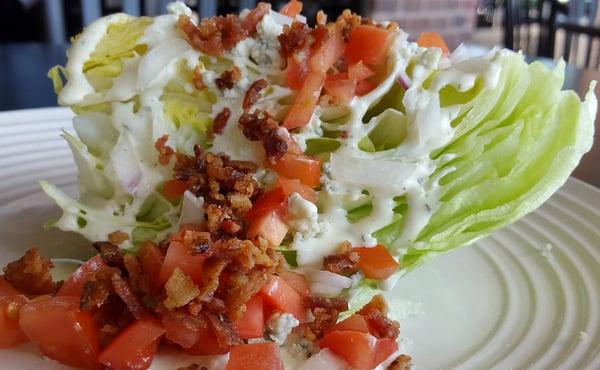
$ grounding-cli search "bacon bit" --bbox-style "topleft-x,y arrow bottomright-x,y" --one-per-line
155,135 -> 175,166
316,10 -> 328,25
224,270 -> 273,320
242,79 -> 268,110
205,312 -> 243,347
2,248 -> 57,295
212,107 -> 231,135
306,296 -> 349,311
239,110 -> 290,161
196,257 -> 228,302
388,354 -> 413,370
123,255 -> 146,295
215,66 -> 241,91
358,294 -> 400,340
164,268 -> 201,310
192,66 -> 206,91
108,231 -> 129,245
323,242 -> 360,276
203,297 -> 227,314
93,241 -> 125,270
111,273 -> 147,320
280,0 -> 303,18
80,267 -> 117,310
178,15 -> 247,56
278,21 -> 311,59
336,9 -> 363,41
302,296 -> 349,341
241,2 -> 271,34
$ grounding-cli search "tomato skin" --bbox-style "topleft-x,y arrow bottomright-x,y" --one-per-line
184,320 -> 229,356
373,338 -> 399,367
99,317 -> 165,370
355,79 -> 375,96
260,276 -> 306,322
325,314 -> 370,335
280,0 -> 303,18
270,154 -> 321,188
19,296 -> 101,370
285,56 -> 309,90
226,342 -> 284,370
139,242 -> 165,294
309,26 -> 345,74
57,255 -> 106,297
0,294 -> 29,348
416,32 -> 449,54
247,210 -> 289,248
345,25 -> 394,65
0,277 -> 19,296
159,241 -> 205,286
245,187 -> 288,222
280,270 -> 310,298
234,294 -> 265,339
277,176 -> 317,204
348,61 -> 375,81
354,244 -> 399,280
162,179 -> 188,201
283,72 -> 325,130
324,78 -> 356,105
319,330 -> 378,370
162,311 -> 201,349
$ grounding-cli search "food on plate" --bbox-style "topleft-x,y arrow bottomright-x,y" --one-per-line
2,0 -> 595,369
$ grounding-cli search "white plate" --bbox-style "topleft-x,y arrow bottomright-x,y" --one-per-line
0,108 -> 599,370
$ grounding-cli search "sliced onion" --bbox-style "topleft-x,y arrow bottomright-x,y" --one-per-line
299,349 -> 348,370
309,270 -> 353,296
396,71 -> 411,90
179,191 -> 205,226
111,134 -> 143,195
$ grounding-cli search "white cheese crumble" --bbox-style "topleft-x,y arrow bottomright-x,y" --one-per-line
266,312 -> 300,345
287,193 -> 320,238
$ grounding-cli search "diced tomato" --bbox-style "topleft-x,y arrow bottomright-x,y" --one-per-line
285,56 -> 309,90
324,78 -> 356,105
354,244 -> 399,280
326,72 -> 349,82
280,270 -> 310,297
57,255 -> 106,297
416,32 -> 449,54
356,79 -> 375,96
373,338 -> 399,367
319,330 -> 378,370
0,294 -> 29,348
226,342 -> 284,370
280,0 -> 303,18
162,311 -> 205,349
283,71 -> 325,130
247,210 -> 289,248
309,26 -> 345,74
99,317 -> 165,370
0,277 -> 19,296
348,61 -> 375,81
234,294 -> 265,339
277,176 -> 317,204
246,187 -> 288,222
19,296 -> 100,370
270,154 -> 321,188
260,276 -> 306,322
139,241 -> 165,294
184,319 -> 229,356
326,314 -> 370,335
345,25 -> 394,65
162,179 -> 188,201
159,241 -> 205,286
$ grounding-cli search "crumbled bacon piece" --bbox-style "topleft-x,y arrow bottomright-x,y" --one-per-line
238,110 -> 290,161
303,296 -> 349,340
164,268 -> 201,309
224,271 -> 273,320
212,107 -> 231,135
2,248 -> 57,295
108,231 -> 129,245
155,135 -> 175,166
335,9 -> 363,40
388,355 -> 413,370
358,294 -> 400,340
111,273 -> 147,320
205,312 -> 243,347
242,79 -> 268,110
323,242 -> 360,276
192,66 -> 206,91
278,21 -> 311,59
241,2 -> 271,34
178,15 -> 247,56
93,241 -> 125,270
196,257 -> 228,302
215,66 -> 241,91
80,266 -> 117,310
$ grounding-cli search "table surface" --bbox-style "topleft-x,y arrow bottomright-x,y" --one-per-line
0,42 -> 598,187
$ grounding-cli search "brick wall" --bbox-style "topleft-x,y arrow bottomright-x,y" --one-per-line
370,0 -> 479,49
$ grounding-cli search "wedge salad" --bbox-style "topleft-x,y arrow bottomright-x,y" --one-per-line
0,0 -> 595,369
